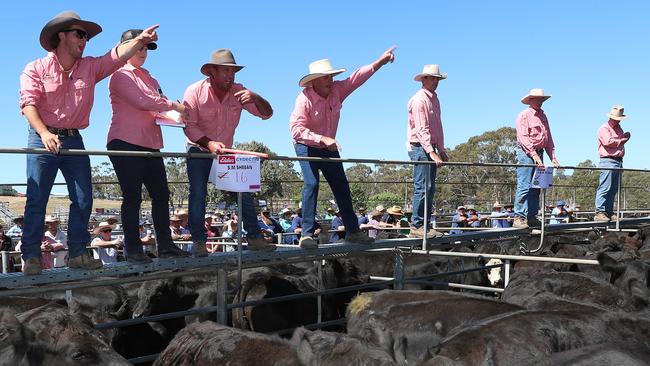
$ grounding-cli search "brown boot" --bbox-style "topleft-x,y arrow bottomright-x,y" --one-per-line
23,257 -> 42,276
68,253 -> 103,270
192,241 -> 208,257
299,236 -> 318,250
345,231 -> 375,244
609,213 -> 620,222
247,237 -> 276,251
513,217 -> 529,229
409,226 -> 444,238
594,212 -> 611,222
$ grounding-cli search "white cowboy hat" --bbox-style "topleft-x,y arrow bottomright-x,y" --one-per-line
44,215 -> 60,223
607,105 -> 628,121
521,88 -> 551,105
299,59 -> 346,87
414,64 -> 447,81
93,221 -> 116,235
492,202 -> 503,209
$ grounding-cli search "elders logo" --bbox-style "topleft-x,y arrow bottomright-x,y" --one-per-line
218,156 -> 236,164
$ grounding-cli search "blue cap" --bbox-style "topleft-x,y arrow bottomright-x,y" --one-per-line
556,200 -> 566,206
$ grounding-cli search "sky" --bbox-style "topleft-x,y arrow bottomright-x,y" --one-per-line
2,1 -> 649,194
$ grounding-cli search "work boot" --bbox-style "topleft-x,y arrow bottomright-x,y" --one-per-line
513,217 -> 529,229
345,231 -> 375,245
409,226 -> 444,238
192,241 -> 208,257
68,253 -> 103,270
609,213 -> 620,222
299,236 -> 319,250
158,244 -> 191,258
126,252 -> 153,264
594,212 -> 611,222
22,257 -> 42,276
527,217 -> 543,227
247,237 -> 276,251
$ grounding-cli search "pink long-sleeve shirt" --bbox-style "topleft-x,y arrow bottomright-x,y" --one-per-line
19,48 -> 124,129
289,65 -> 375,148
515,107 -> 556,159
407,88 -> 445,154
597,120 -> 626,158
183,79 -> 271,149
107,64 -> 173,149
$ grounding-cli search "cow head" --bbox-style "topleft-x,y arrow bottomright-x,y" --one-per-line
485,258 -> 504,287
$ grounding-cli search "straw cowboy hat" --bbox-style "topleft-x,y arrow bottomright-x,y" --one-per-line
387,206 -> 404,216
93,221 -> 116,235
521,88 -> 551,105
369,210 -> 383,219
607,105 -> 628,121
375,205 -> 386,213
169,215 -> 182,222
492,202 -> 503,209
40,11 -> 102,51
44,215 -> 60,223
120,29 -> 157,50
414,64 -> 447,81
200,49 -> 245,76
299,59 -> 346,87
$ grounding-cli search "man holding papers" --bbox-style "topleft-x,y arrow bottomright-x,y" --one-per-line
513,89 -> 560,229
107,29 -> 190,263
183,49 -> 275,255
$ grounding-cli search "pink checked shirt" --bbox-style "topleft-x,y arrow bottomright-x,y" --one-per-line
407,88 -> 445,154
598,120 -> 626,158
516,107 -> 556,159
183,79 -> 271,149
19,48 -> 124,129
290,65 -> 375,148
108,64 -> 173,149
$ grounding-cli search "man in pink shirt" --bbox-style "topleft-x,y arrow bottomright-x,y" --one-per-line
407,65 -> 447,238
183,49 -> 275,255
594,105 -> 630,222
513,89 -> 560,229
18,11 -> 159,275
289,47 -> 396,249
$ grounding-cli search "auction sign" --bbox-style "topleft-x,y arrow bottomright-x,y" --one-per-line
209,155 -> 261,192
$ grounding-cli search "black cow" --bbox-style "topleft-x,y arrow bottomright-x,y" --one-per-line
524,342 -> 650,366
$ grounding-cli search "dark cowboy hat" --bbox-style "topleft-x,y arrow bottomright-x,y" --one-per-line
40,11 -> 102,51
120,29 -> 157,50
200,49 -> 245,76
13,215 -> 24,223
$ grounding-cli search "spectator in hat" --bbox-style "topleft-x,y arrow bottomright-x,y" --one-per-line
289,47 -> 396,249
466,205 -> 487,228
380,205 -> 404,228
0,225 -> 12,252
407,64 -> 447,239
204,214 -> 219,238
18,11 -> 159,275
258,208 -> 283,243
360,210 -> 383,239
138,220 -> 156,256
324,207 -> 336,221
279,208 -> 294,233
330,210 -> 345,242
106,28 -> 190,264
513,89 -> 560,229
489,202 -> 510,229
43,215 -> 67,268
357,207 -> 369,226
90,222 -> 122,265
594,105 -> 631,222
550,200 -> 569,224
450,206 -> 468,235
170,215 -> 191,242
183,49 -> 275,255
7,216 -> 24,238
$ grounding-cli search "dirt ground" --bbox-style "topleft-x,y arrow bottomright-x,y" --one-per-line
1,196 -> 150,216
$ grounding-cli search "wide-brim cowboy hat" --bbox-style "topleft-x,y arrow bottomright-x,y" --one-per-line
13,215 -> 24,223
120,29 -> 157,50
369,210 -> 383,218
607,105 -> 628,121
387,206 -> 404,216
280,208 -> 293,215
492,202 -> 503,209
299,59 -> 346,87
40,11 -> 102,51
93,221 -> 116,235
521,88 -> 551,105
200,49 -> 245,76
170,215 -> 182,222
414,64 -> 447,81
44,215 -> 60,223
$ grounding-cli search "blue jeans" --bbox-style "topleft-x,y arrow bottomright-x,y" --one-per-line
595,158 -> 622,214
408,146 -> 437,228
295,143 -> 359,237
22,128 -> 92,261
186,147 -> 259,242
514,149 -> 542,220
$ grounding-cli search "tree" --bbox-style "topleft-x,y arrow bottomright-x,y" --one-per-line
90,161 -> 120,200
346,164 -> 374,209
165,157 -> 189,209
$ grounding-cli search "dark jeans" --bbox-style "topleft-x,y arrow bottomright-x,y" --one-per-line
294,143 -> 359,237
107,139 -> 175,255
22,128 -> 92,261
514,149 -> 543,220
408,146 -> 437,228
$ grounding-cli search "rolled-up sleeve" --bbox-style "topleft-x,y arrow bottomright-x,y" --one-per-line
19,63 -> 43,110
290,93 -> 322,145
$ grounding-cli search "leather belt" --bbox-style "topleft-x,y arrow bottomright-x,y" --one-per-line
602,156 -> 623,162
47,127 -> 80,137
410,142 -> 437,149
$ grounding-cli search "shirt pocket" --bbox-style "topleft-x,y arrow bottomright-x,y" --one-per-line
43,83 -> 62,106
72,78 -> 91,105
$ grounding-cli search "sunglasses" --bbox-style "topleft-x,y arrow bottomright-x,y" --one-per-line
62,29 -> 90,40
101,229 -> 112,233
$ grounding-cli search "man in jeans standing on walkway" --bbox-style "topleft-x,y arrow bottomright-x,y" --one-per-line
289,47 -> 396,249
183,49 -> 275,255
513,89 -> 560,229
18,11 -> 160,275
594,105 -> 630,222
406,64 -> 448,238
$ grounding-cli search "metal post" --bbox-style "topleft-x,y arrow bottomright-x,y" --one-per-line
216,268 -> 228,325
529,188 -> 547,254
316,260 -> 322,327
503,260 -> 511,288
65,289 -> 73,305
422,163 -> 430,251
393,249 -> 405,290
236,192 -> 243,299
616,170 -> 623,231
1,251 -> 10,274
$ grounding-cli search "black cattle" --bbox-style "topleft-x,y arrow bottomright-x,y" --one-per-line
291,327 -> 397,366
347,290 -> 522,365
598,253 -> 650,311
525,342 -> 650,366
154,321 -> 300,366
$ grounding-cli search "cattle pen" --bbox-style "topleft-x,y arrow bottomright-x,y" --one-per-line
1,147 -> 650,364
